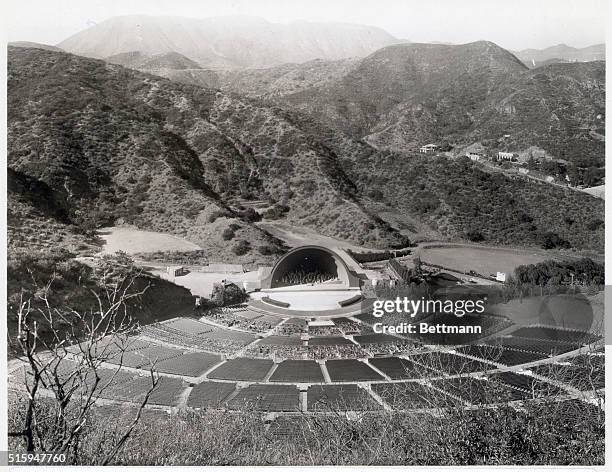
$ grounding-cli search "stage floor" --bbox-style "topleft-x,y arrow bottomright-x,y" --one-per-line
251,289 -> 361,311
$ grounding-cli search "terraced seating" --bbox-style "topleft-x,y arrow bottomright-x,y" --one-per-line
372,382 -> 445,409
307,384 -> 381,411
430,377 -> 505,405
147,377 -> 187,406
484,336 -> 579,355
208,358 -> 274,381
415,313 -> 512,344
532,362 -> 605,391
333,317 -> 362,335
93,370 -> 185,407
407,352 -> 496,376
457,345 -> 548,366
187,381 -> 237,409
488,372 -> 563,399
67,336 -> 151,357
105,344 -> 185,369
509,326 -> 600,345
307,325 -> 343,336
154,351 -> 222,377
247,344 -> 370,361
274,318 -> 308,336
269,360 -> 324,383
257,336 -> 303,346
141,320 -> 256,354
227,384 -> 299,412
163,318 -> 214,334
369,357 -> 436,379
199,305 -> 281,333
308,337 -> 353,346
355,333 -> 405,345
326,359 -> 384,382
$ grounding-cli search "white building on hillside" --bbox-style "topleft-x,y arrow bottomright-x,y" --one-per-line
497,151 -> 515,161
419,144 -> 439,154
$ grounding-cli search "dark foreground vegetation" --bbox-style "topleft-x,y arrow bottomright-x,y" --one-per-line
6,249 -> 193,355
7,396 -> 604,466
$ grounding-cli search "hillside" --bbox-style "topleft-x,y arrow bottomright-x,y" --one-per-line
473,61 -> 605,167
57,15 -> 401,69
283,41 -> 526,144
8,41 -> 63,52
7,46 -> 407,257
515,43 -> 605,68
273,42 -> 604,166
342,152 -> 605,251
106,51 -> 203,70
177,58 -> 360,97
7,46 -> 604,263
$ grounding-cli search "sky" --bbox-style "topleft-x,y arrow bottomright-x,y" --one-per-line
4,0 -> 607,51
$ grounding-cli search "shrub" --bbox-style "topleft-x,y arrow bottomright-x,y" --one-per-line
465,230 -> 485,242
221,228 -> 235,241
539,231 -> 571,250
232,240 -> 250,255
238,207 -> 261,223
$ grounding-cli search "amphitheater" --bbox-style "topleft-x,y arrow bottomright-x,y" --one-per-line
8,246 -> 605,423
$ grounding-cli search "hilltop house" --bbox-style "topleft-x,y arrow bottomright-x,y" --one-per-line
497,151 -> 515,161
419,144 -> 439,154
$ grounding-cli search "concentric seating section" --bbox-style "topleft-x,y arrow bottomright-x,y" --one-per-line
372,382 -> 444,409
67,336 -> 151,357
187,381 -> 237,409
307,384 -> 381,411
95,370 -> 186,407
147,377 -> 187,406
484,336 -> 580,355
308,337 -> 353,346
407,352 -> 496,376
227,384 -> 299,412
533,362 -> 605,391
457,344 -> 548,366
208,358 -> 274,382
199,305 -> 281,332
164,318 -> 215,334
509,326 -> 600,345
142,319 -> 257,354
355,333 -> 404,345
275,318 -> 308,336
105,343 -> 184,369
334,317 -> 362,335
369,357 -> 435,379
326,359 -> 384,382
489,372 -> 564,399
270,360 -> 324,383
257,336 -> 303,346
154,351 -> 222,377
430,377 -> 502,405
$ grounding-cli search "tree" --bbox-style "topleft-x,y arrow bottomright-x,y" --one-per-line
221,228 -> 235,241
210,282 -> 247,306
8,263 -> 158,465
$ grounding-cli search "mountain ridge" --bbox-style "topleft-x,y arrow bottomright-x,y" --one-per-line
7,46 -> 604,259
57,15 -> 402,69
